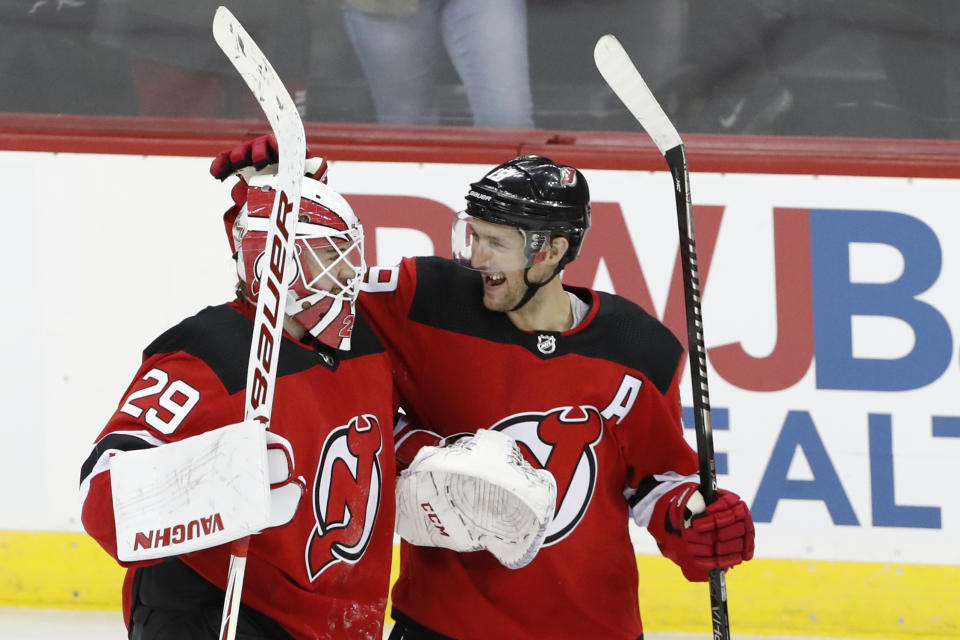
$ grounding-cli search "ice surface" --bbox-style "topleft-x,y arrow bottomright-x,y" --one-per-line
0,607 -> 863,640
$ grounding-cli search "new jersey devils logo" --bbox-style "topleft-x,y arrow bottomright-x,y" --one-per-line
493,406 -> 603,544
305,414 -> 383,580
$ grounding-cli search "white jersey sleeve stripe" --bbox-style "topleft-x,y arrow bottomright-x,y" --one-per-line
625,471 -> 697,528
78,430 -> 166,507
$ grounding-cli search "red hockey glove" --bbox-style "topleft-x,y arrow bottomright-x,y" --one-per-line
651,483 -> 755,582
213,134 -> 329,253
209,133 -> 328,182
210,133 -> 280,180
683,488 -> 755,571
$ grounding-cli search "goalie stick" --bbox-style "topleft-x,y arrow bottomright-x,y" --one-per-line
212,7 -> 307,640
594,34 -> 731,640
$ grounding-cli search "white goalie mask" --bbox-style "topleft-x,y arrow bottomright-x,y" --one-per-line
233,174 -> 365,351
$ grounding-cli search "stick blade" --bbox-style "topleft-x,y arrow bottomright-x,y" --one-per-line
594,34 -> 682,155
212,6 -> 306,184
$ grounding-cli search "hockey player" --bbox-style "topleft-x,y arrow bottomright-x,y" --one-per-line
360,155 -> 756,640
79,164 -> 399,640
211,139 -> 755,640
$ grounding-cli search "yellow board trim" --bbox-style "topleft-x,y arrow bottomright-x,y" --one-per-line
0,530 -> 126,610
3,531 -> 957,639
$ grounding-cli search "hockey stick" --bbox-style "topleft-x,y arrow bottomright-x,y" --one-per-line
212,7 -> 307,640
594,34 -> 731,640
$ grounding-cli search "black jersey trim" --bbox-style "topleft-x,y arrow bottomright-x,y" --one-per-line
144,304 -> 385,396
591,293 -> 684,394
79,432 -> 157,487
408,257 -> 683,394
628,474 -> 665,509
390,609 -> 458,640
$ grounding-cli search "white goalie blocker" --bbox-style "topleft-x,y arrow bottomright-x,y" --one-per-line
396,429 -> 557,569
110,421 -> 299,562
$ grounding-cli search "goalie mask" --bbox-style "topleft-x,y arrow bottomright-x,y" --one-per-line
452,155 -> 590,274
233,174 -> 365,351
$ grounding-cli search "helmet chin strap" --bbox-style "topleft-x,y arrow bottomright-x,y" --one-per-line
509,264 -> 563,312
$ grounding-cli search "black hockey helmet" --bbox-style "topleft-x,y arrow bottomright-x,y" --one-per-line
463,155 -> 591,268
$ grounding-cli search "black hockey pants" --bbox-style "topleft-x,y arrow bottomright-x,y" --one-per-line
128,558 -> 293,640
389,607 -> 644,640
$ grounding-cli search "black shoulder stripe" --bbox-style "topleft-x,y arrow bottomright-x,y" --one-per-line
589,293 -> 684,395
409,256 -> 528,339
407,258 -> 683,394
144,304 -> 249,393
144,304 -> 335,395
79,433 -> 157,487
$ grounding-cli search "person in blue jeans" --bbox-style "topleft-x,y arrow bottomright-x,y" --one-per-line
341,0 -> 534,128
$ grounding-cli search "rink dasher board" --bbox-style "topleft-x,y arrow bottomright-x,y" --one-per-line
1,151 -> 958,639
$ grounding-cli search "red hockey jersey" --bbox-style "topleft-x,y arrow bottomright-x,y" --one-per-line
80,300 -> 396,640
358,257 -> 700,640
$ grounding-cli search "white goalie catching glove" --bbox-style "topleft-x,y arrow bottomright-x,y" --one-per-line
396,429 -> 557,569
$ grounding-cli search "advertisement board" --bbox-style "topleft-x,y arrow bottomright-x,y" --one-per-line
1,150 -> 957,636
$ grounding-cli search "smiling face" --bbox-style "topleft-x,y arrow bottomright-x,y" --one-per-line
466,218 -> 529,311
465,217 -> 569,313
